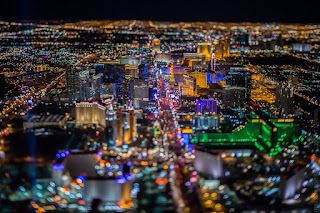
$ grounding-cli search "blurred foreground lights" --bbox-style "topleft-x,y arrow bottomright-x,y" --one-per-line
124,174 -> 133,181
116,177 -> 126,184
97,150 -> 103,156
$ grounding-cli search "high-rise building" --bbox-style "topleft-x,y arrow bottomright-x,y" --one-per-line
235,33 -> 249,46
184,53 -> 206,63
189,71 -> 208,89
138,64 -> 149,79
275,83 -> 294,117
197,43 -> 212,61
181,75 -> 196,97
115,110 -> 137,145
214,39 -> 230,61
292,43 -> 312,52
226,67 -> 252,98
120,55 -> 141,66
196,99 -> 217,114
125,65 -> 139,79
75,102 -> 106,127
0,74 -> 5,100
79,69 -> 103,101
222,86 -> 246,108
129,79 -> 149,109
66,66 -> 80,94
152,38 -> 161,54
95,64 -> 127,103
155,53 -> 171,63
128,110 -> 137,141
130,79 -> 149,100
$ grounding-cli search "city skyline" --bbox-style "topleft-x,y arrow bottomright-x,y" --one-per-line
0,15 -> 319,213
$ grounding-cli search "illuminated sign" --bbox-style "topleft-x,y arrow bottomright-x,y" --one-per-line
182,127 -> 193,134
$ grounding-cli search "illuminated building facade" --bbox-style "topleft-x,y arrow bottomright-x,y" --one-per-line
129,79 -> 149,103
181,75 -> 196,97
115,110 -> 137,145
152,38 -> 161,54
196,99 -> 217,114
66,66 -> 80,94
197,43 -> 212,61
155,53 -> 171,63
226,67 -> 252,98
194,150 -> 223,179
120,55 -> 141,66
222,86 -> 246,108
95,63 -> 127,104
138,64 -> 149,79
75,102 -> 106,127
275,83 -> 294,117
183,53 -> 206,65
280,167 -> 305,200
125,65 -> 139,79
189,71 -> 208,88
214,39 -> 230,61
193,115 -> 219,129
194,115 -> 297,155
79,69 -> 103,101
292,43 -> 311,52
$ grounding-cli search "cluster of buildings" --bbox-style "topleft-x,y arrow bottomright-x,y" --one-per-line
0,20 -> 319,213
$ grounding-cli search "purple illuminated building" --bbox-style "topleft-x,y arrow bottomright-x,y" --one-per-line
196,99 -> 217,114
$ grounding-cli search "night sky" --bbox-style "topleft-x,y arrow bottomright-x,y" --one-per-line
0,0 -> 320,23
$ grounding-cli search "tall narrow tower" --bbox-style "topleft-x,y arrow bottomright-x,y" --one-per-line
169,62 -> 175,83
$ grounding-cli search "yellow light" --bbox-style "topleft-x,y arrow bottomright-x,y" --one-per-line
211,192 -> 217,198
215,203 -> 222,210
205,200 -> 213,205
184,207 -> 190,212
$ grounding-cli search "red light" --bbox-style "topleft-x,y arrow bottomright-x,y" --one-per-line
78,200 -> 85,205
4,132 -> 8,136
250,101 -> 259,106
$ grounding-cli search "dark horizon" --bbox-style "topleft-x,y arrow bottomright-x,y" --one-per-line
1,0 -> 320,24
2,18 -> 320,25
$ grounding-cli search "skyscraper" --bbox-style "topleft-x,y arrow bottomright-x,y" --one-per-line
214,39 -> 230,61
197,43 -> 212,61
66,66 -> 80,94
222,86 -> 246,108
95,63 -> 126,103
189,71 -> 208,89
79,69 -> 103,101
152,38 -> 161,54
226,67 -> 252,98
275,83 -> 294,117
181,75 -> 196,97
